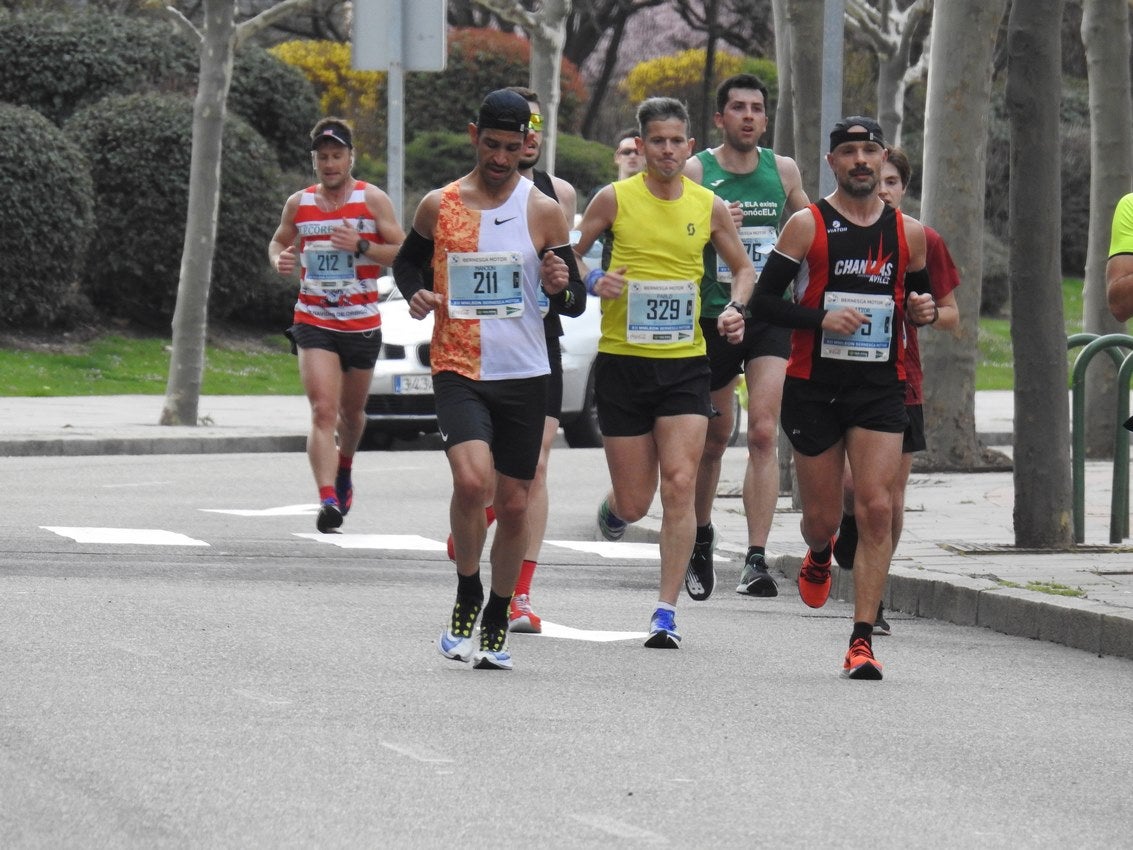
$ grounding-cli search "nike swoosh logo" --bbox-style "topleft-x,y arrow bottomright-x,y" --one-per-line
494,216 -> 516,225
438,426 -> 449,443
709,179 -> 725,188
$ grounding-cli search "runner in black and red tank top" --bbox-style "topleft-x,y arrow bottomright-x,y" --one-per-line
747,117 -> 937,681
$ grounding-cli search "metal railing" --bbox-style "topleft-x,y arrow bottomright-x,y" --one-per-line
1067,333 -> 1133,543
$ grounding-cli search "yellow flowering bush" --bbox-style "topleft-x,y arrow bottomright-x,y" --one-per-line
269,40 -> 385,155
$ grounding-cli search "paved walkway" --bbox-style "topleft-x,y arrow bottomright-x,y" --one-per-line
2,391 -> 1132,660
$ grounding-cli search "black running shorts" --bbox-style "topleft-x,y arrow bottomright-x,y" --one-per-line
700,317 -> 790,392
780,376 -> 908,457
433,371 -> 548,481
594,353 -> 712,438
286,323 -> 382,372
903,403 -> 926,454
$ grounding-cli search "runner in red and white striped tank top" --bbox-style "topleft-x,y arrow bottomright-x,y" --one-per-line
269,117 -> 406,534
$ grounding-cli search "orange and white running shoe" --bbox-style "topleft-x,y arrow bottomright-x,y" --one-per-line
508,593 -> 542,633
797,539 -> 834,608
842,637 -> 884,680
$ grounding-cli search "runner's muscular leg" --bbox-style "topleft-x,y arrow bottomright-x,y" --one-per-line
654,414 -> 709,605
845,427 -> 904,623
693,377 -> 739,525
336,366 -> 374,459
792,441 -> 847,551
743,355 -> 787,548
524,416 -> 559,561
602,433 -> 660,523
298,346 -> 345,489
489,472 -> 533,600
446,440 -> 496,578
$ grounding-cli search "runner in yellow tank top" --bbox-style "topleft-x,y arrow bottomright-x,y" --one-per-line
573,96 -> 755,650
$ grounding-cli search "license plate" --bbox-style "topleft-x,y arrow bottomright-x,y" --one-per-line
394,374 -> 433,394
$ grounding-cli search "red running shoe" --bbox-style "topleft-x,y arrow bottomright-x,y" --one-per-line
842,637 -> 883,680
797,539 -> 833,608
508,593 -> 542,633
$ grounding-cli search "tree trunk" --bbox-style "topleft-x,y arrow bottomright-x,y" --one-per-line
1081,0 -> 1133,458
918,0 -> 1007,470
1007,0 -> 1074,548
160,0 -> 236,426
530,0 -> 570,173
771,0 -> 795,159
697,0 -> 719,147
785,0 -> 824,198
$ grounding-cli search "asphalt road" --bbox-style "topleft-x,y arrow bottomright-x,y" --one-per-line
2,451 -> 1132,847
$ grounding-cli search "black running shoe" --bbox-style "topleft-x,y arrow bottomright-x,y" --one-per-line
316,498 -> 343,533
684,527 -> 716,601
874,602 -> 892,636
833,513 -> 858,570
736,552 -> 778,597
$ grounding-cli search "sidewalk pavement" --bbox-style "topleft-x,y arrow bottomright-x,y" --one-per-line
2,391 -> 1132,661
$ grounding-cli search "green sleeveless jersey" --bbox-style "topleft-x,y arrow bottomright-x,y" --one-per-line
696,147 -> 787,318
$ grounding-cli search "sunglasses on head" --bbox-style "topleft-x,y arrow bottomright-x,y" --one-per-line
616,147 -> 638,156
529,113 -> 544,131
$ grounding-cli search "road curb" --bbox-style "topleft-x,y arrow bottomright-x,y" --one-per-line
0,436 -> 307,458
773,553 -> 1133,662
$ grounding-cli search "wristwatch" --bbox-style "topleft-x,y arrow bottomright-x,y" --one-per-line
726,300 -> 750,319
355,237 -> 371,257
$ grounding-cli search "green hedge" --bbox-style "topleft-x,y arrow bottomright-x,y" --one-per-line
65,92 -> 291,330
229,47 -> 321,173
0,11 -> 318,173
0,103 -> 96,328
0,12 -> 197,124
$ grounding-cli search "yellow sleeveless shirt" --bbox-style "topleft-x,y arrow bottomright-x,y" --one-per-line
601,173 -> 714,357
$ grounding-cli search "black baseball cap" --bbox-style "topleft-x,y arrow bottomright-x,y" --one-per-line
311,122 -> 352,150
829,116 -> 885,152
476,89 -> 531,134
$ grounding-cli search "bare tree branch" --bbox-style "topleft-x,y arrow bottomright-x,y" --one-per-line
148,0 -> 201,42
236,0 -> 316,47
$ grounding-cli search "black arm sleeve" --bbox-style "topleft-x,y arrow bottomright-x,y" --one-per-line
748,250 -> 827,330
546,243 -> 586,318
904,266 -> 931,296
391,228 -> 435,301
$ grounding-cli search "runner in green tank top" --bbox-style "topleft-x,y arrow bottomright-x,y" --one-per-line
682,74 -> 810,602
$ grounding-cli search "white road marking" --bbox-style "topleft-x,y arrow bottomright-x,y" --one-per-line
201,504 -> 315,517
569,814 -> 665,843
42,527 -> 209,546
379,742 -> 453,764
100,481 -> 174,489
293,533 -> 447,551
543,540 -> 659,559
537,621 -> 648,642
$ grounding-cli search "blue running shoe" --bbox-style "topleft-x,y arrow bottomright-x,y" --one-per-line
335,470 -> 353,516
472,622 -> 513,670
316,498 -> 343,533
437,598 -> 481,662
644,608 -> 681,649
597,497 -> 627,541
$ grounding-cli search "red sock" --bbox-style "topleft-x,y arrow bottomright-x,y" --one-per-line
515,559 -> 537,596
338,454 -> 353,474
485,505 -> 496,526
318,485 -> 336,503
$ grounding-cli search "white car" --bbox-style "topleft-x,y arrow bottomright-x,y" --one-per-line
364,276 -> 603,448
